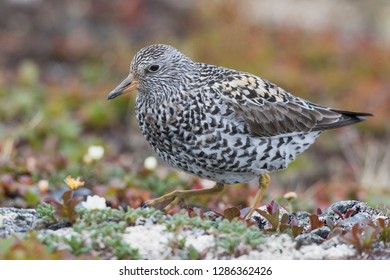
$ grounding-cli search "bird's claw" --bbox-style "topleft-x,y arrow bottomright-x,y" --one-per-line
141,192 -> 184,213
140,183 -> 224,213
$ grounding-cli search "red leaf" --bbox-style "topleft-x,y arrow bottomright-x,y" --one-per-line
44,197 -> 62,209
256,209 -> 280,230
266,200 -> 279,214
334,209 -> 344,220
61,190 -> 74,204
309,214 -> 324,230
280,213 -> 289,225
223,207 -> 241,221
292,225 -> 304,237
345,209 -> 355,218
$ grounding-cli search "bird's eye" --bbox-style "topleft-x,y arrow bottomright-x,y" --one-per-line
148,65 -> 160,72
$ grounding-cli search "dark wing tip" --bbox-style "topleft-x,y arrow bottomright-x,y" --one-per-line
325,109 -> 373,129
332,110 -> 373,117
332,109 -> 373,121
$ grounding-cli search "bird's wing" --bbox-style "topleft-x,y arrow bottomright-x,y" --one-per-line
211,73 -> 367,137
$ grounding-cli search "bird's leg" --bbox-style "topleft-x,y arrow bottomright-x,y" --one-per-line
245,173 -> 270,219
142,183 -> 224,212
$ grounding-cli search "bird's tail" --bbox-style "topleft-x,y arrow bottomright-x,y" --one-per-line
328,109 -> 373,129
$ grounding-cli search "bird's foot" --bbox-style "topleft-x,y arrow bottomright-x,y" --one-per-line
142,190 -> 188,212
142,183 -> 224,213
244,173 -> 270,220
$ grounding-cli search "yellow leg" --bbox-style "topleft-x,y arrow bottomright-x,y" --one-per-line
245,173 -> 270,219
142,183 -> 224,212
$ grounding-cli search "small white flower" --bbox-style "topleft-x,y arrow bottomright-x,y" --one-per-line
88,145 -> 105,160
38,179 -> 49,193
84,145 -> 105,163
144,156 -> 158,171
283,191 -> 298,201
81,195 -> 107,210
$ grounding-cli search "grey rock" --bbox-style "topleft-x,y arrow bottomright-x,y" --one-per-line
203,211 -> 221,220
321,200 -> 384,231
335,212 -> 371,230
311,226 -> 331,239
252,214 -> 268,229
47,221 -> 72,231
325,200 -> 381,218
327,200 -> 364,214
295,233 -> 324,248
290,211 -> 311,228
0,207 -> 37,238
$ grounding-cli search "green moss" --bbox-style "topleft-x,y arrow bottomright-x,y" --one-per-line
36,203 -> 57,224
39,207 -> 142,259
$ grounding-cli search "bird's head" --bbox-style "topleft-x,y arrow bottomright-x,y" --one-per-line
107,44 -> 194,100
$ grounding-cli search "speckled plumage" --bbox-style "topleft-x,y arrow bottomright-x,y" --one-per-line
108,44 -> 371,212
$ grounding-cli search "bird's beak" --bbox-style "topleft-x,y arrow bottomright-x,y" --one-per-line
107,73 -> 139,100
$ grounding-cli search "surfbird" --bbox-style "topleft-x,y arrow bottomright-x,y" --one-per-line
107,44 -> 371,217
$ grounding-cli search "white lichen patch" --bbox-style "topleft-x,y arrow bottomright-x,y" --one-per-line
123,224 -> 173,259
236,234 -> 295,260
184,233 -> 214,253
294,243 -> 356,260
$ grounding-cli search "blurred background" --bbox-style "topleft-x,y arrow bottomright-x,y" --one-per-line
0,0 -> 389,212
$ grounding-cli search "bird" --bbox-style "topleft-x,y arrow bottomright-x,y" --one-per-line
107,44 -> 372,218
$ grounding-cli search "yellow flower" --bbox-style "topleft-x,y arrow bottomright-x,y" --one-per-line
64,175 -> 85,190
